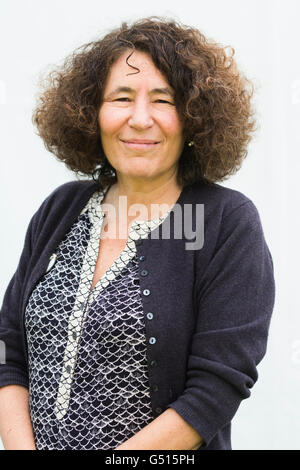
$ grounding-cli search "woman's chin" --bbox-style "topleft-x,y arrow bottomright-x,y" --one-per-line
117,166 -> 157,180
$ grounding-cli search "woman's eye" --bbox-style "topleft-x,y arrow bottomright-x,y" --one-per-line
156,100 -> 173,105
114,98 -> 173,104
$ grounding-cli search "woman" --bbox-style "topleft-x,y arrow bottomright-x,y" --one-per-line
0,17 -> 275,450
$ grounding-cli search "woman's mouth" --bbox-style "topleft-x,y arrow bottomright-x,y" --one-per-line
121,140 -> 161,150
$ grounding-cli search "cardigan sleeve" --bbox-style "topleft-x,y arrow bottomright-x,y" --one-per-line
0,214 -> 37,389
167,200 -> 275,447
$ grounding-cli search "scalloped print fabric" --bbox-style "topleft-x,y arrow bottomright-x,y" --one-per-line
24,186 -> 171,450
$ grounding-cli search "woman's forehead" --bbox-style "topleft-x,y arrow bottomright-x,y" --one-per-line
105,50 -> 171,89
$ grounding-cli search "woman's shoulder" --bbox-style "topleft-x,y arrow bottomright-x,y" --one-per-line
188,180 -> 258,220
185,181 -> 264,239
29,179 -> 100,233
36,179 -> 99,211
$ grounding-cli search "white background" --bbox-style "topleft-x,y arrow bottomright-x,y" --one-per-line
0,0 -> 299,450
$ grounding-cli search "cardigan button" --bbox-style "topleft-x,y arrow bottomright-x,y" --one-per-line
139,255 -> 146,261
150,359 -> 157,367
155,407 -> 163,414
143,289 -> 150,296
151,384 -> 159,392
141,269 -> 148,277
149,337 -> 156,345
146,312 -> 153,320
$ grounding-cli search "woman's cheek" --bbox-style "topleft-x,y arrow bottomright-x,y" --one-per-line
161,113 -> 183,136
99,105 -> 125,127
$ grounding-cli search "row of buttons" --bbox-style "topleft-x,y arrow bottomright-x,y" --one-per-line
140,255 -> 151,296
138,245 -> 161,416
140,254 -> 150,297
140,252 -> 155,344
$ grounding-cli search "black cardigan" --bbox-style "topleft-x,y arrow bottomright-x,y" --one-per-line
0,179 -> 275,450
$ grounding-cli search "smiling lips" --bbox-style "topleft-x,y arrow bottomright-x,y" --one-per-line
121,139 -> 160,149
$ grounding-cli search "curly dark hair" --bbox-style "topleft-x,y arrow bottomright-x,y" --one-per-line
32,16 -> 257,188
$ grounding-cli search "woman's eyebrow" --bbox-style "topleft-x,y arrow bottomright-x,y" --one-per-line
151,87 -> 174,97
105,86 -> 174,99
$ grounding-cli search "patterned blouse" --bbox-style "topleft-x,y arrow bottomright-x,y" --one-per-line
24,186 -> 171,450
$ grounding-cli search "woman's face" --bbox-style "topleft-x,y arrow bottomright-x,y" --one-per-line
98,50 -> 185,183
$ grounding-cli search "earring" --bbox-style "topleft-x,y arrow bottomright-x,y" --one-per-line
188,141 -> 194,147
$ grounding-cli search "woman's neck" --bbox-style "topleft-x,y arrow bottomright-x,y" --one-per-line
103,174 -> 183,223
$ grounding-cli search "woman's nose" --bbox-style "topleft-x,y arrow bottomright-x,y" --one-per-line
128,100 -> 154,129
